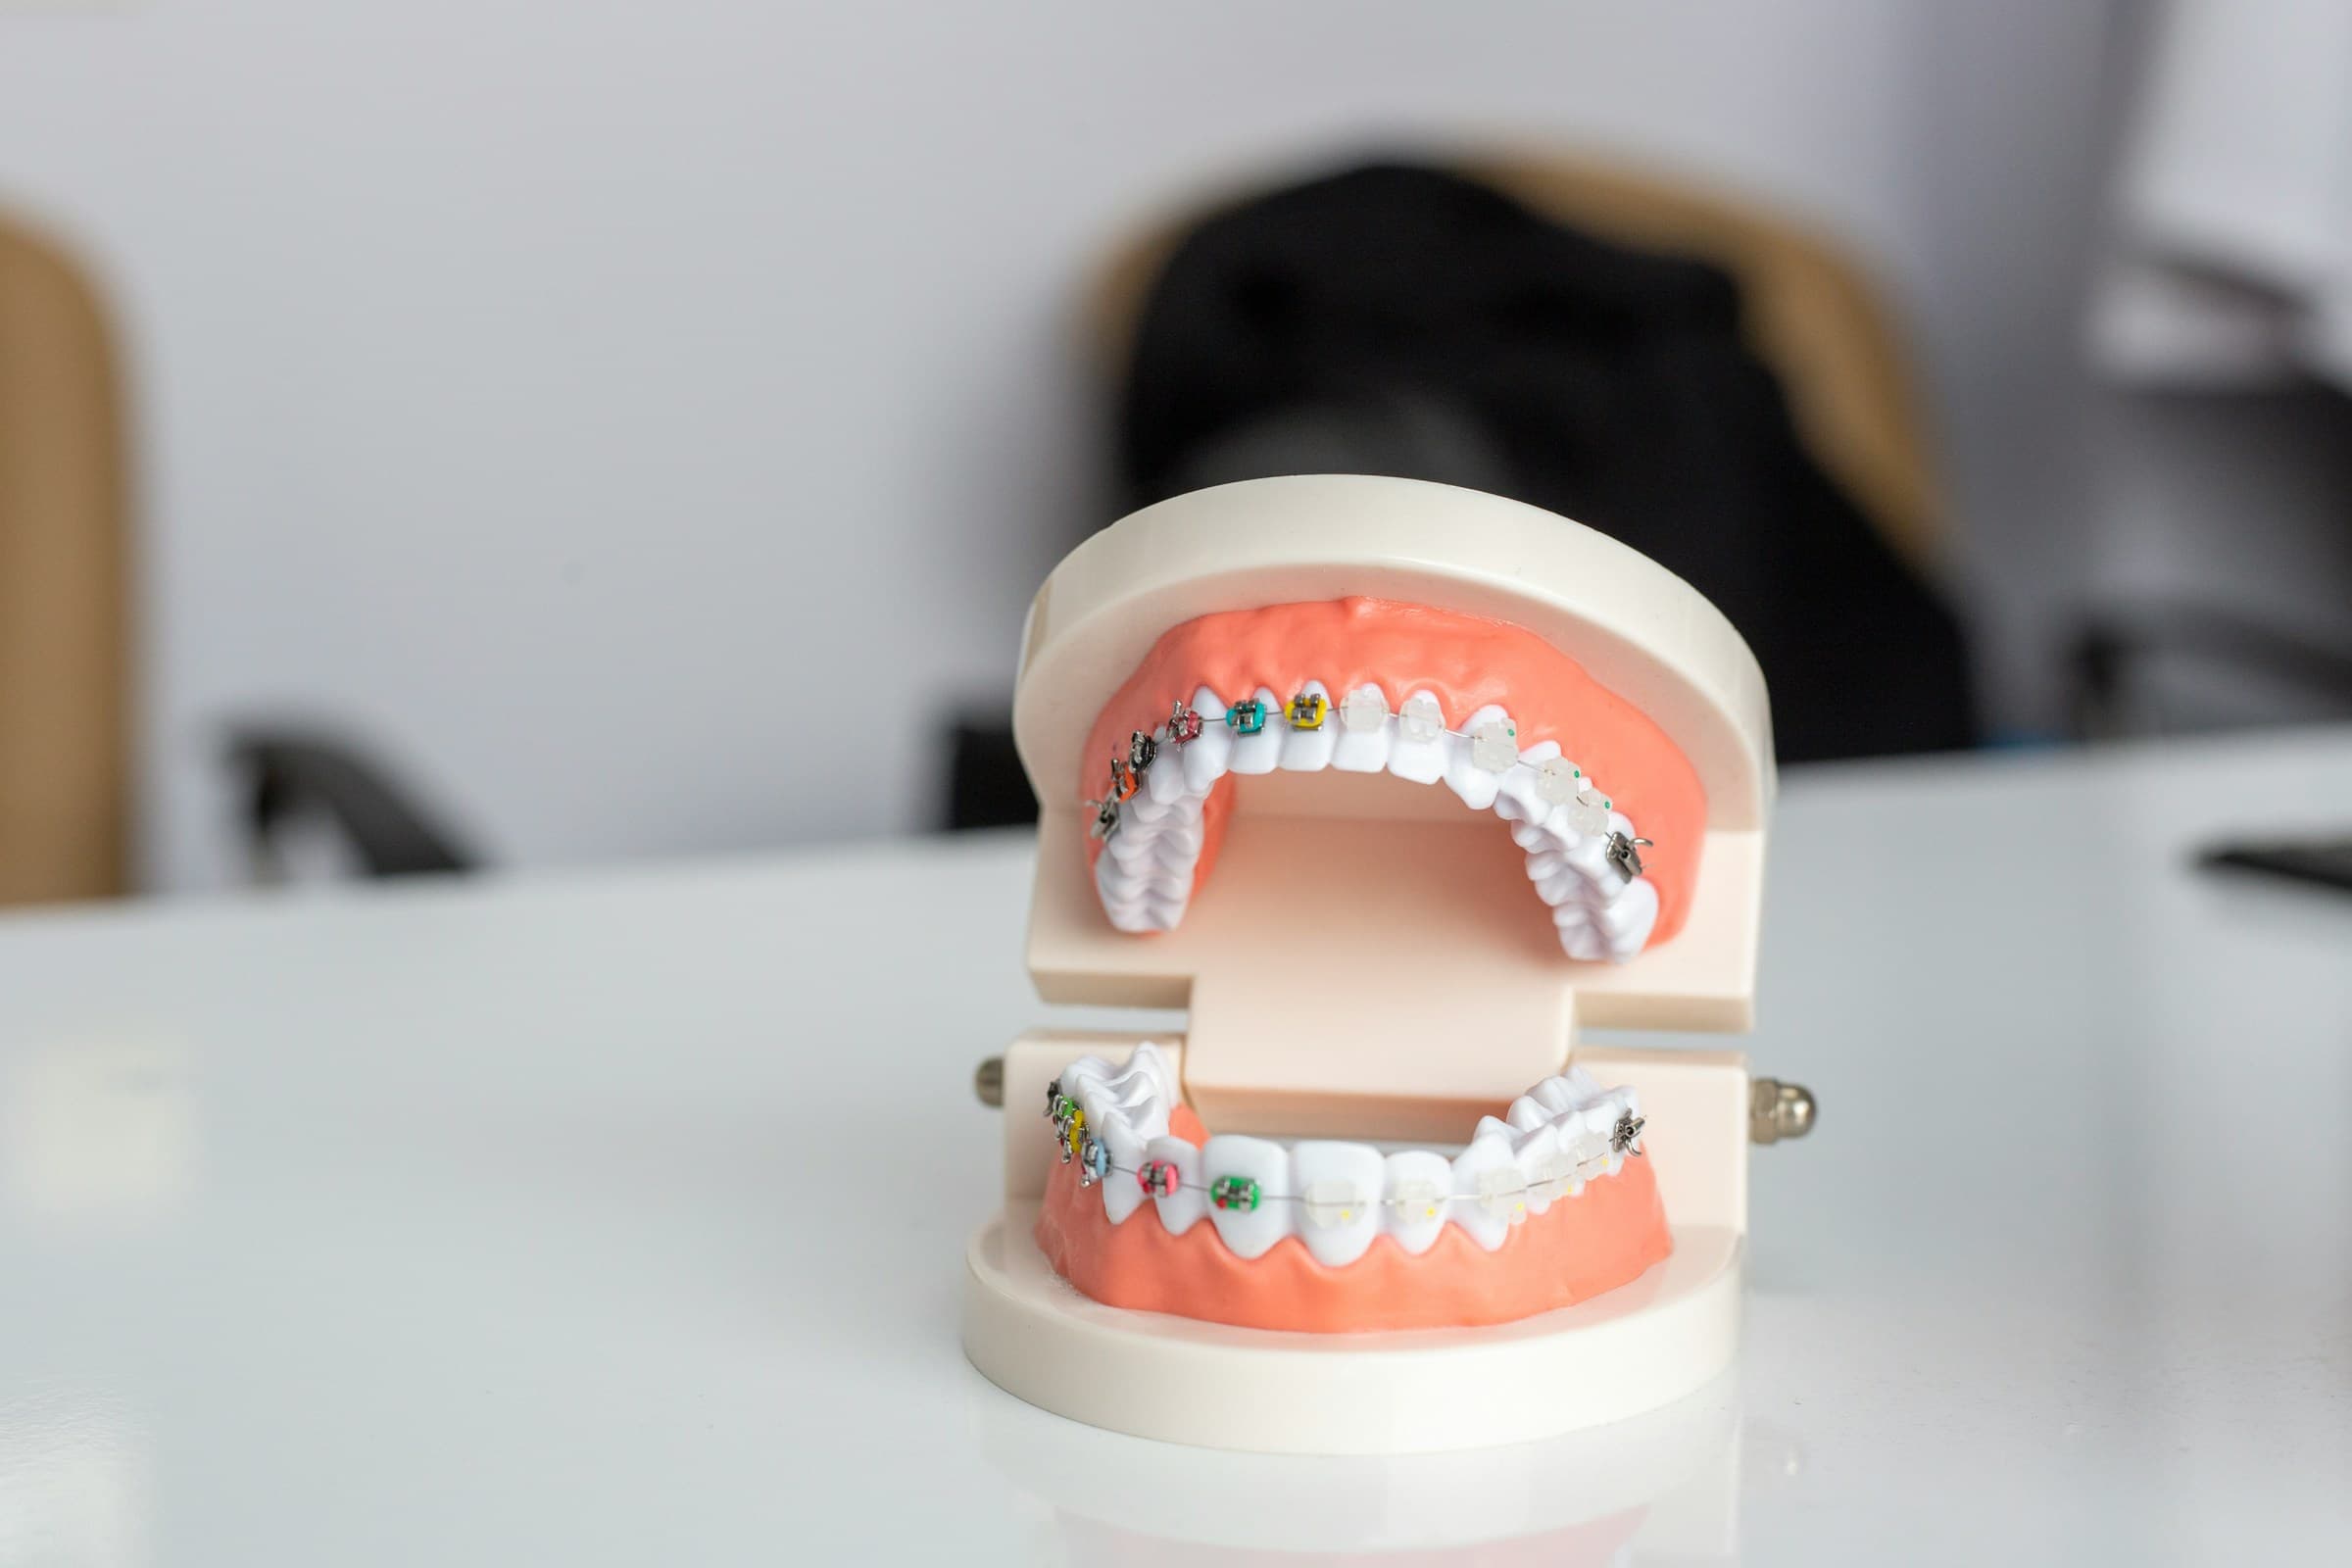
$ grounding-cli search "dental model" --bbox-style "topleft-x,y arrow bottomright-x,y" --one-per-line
963,475 -> 1810,1454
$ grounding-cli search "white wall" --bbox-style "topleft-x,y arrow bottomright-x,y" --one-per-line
0,0 -> 2182,889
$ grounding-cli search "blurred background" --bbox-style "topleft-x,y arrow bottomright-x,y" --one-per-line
3,0 -> 2348,905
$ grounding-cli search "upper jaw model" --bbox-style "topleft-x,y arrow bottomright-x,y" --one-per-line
964,474 -> 1795,1453
1078,595 -> 1705,963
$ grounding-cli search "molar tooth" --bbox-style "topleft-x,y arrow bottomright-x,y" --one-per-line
1124,1042 -> 1177,1108
1290,1141 -> 1387,1267
1529,861 -> 1586,907
1444,705 -> 1513,809
1144,1133 -> 1206,1236
1181,686 -> 1234,791
1509,817 -> 1560,853
1582,1103 -> 1626,1178
1227,686 -> 1285,774
1330,684 -> 1393,772
1532,1075 -> 1580,1115
1557,922 -> 1607,961
1563,1064 -> 1602,1103
1594,879 -> 1659,943
1565,832 -> 1631,899
1505,1095 -> 1549,1132
1382,1150 -> 1453,1255
1387,691 -> 1448,783
1277,680 -> 1338,771
1449,1132 -> 1521,1250
1200,1135 -> 1291,1259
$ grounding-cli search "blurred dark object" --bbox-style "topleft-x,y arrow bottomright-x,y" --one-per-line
1109,161 -> 1977,764
2071,601 -> 2352,740
226,730 -> 479,880
944,710 -> 1034,830
2199,834 -> 2352,899
0,216 -> 130,906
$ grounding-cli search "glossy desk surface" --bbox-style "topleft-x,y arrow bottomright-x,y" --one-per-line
2,729 -> 2348,1563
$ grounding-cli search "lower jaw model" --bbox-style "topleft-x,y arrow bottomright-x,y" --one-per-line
1042,594 -> 1692,1333
1038,1044 -> 1666,1333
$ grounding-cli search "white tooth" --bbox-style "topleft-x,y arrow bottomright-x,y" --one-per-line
1228,686 -> 1284,775
1558,923 -> 1606,961
1582,1103 -> 1626,1178
1144,1134 -> 1207,1235
1145,748 -> 1191,803
1097,1112 -> 1150,1222
1512,819 -> 1562,855
1181,688 -> 1234,792
1530,861 -> 1586,907
1564,1064 -> 1601,1102
1382,1150 -> 1453,1255
1472,1114 -> 1516,1144
1330,684 -> 1393,771
1277,680 -> 1337,770
1445,705 -> 1514,809
1450,1132 -> 1521,1250
1594,878 -> 1658,944
1532,1075 -> 1579,1115
1096,858 -> 1181,932
1493,739 -> 1556,822
1565,832 -> 1631,899
1201,1135 -> 1291,1259
1514,1121 -> 1570,1214
1505,1095 -> 1549,1132
1388,691 -> 1448,783
1124,1042 -> 1177,1107
1290,1141 -> 1387,1267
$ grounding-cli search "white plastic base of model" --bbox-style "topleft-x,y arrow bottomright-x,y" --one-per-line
962,1211 -> 1741,1455
968,1352 -> 1743,1555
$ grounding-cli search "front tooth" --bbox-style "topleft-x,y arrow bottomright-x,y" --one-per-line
1387,691 -> 1448,783
1331,684 -> 1393,772
1201,1135 -> 1291,1259
1144,1134 -> 1207,1236
1182,686 -> 1234,792
1228,686 -> 1284,775
1444,705 -> 1514,810
1450,1132 -> 1521,1250
1382,1150 -> 1453,1255
1290,1141 -> 1387,1267
1277,680 -> 1337,771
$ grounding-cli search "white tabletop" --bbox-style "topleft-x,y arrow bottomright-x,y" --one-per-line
3,729 -> 2349,1564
